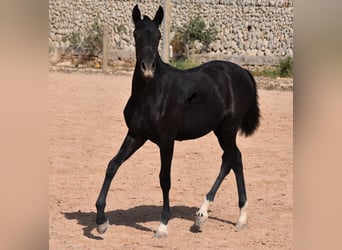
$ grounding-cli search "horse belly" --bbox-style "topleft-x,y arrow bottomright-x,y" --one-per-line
176,104 -> 224,140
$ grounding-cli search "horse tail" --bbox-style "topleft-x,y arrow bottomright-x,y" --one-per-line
239,70 -> 260,137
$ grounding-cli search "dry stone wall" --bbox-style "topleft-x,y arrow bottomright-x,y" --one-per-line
49,0 -> 293,64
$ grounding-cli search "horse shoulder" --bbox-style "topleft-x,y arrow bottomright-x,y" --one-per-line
123,95 -> 146,134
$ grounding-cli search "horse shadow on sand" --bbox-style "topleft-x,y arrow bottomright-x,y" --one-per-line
64,204 -> 235,240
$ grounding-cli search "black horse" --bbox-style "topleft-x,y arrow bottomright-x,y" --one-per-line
95,5 -> 260,238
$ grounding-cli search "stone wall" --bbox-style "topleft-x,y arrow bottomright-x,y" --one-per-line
49,0 -> 293,64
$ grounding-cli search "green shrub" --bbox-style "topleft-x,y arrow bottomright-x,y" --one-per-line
253,56 -> 293,78
170,59 -> 198,70
253,67 -> 280,78
83,20 -> 103,56
171,15 -> 217,59
63,20 -> 103,56
279,56 -> 293,77
63,32 -> 82,52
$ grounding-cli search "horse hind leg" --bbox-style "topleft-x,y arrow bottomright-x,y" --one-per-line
232,147 -> 248,229
194,150 -> 232,229
195,126 -> 248,230
194,197 -> 211,227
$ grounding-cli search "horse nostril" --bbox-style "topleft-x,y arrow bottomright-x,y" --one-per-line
141,62 -> 146,71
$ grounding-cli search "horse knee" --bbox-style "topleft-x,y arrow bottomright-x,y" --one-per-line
105,160 -> 118,178
220,164 -> 231,176
230,147 -> 243,170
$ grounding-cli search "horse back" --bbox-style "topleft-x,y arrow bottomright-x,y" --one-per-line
162,61 -> 255,140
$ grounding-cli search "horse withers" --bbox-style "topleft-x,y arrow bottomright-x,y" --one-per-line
95,5 -> 260,238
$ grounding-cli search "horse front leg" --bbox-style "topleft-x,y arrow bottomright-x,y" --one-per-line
95,132 -> 146,234
154,140 -> 174,238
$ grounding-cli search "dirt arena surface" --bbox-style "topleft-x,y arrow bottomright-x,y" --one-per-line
49,71 -> 293,249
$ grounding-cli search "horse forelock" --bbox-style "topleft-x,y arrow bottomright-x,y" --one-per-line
143,15 -> 151,21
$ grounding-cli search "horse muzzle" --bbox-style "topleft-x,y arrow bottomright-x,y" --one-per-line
141,60 -> 156,79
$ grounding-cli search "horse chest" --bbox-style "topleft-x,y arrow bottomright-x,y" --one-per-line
124,95 -> 170,138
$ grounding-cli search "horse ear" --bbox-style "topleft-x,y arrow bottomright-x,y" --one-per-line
153,6 -> 164,26
132,4 -> 141,25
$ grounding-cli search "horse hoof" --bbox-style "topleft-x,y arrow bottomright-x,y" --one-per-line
154,230 -> 168,238
195,211 -> 208,227
97,219 -> 109,234
235,221 -> 247,230
190,224 -> 202,233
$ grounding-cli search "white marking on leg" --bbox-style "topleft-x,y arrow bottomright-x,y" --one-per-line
97,219 -> 109,234
154,223 -> 168,238
195,197 -> 212,227
236,200 -> 248,228
199,198 -> 211,212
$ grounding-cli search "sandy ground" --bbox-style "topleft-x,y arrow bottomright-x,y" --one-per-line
49,71 -> 293,249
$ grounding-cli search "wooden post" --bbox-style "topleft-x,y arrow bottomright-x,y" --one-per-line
102,24 -> 109,72
162,0 -> 171,63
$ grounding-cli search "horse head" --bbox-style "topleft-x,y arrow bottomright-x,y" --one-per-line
132,5 -> 163,79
